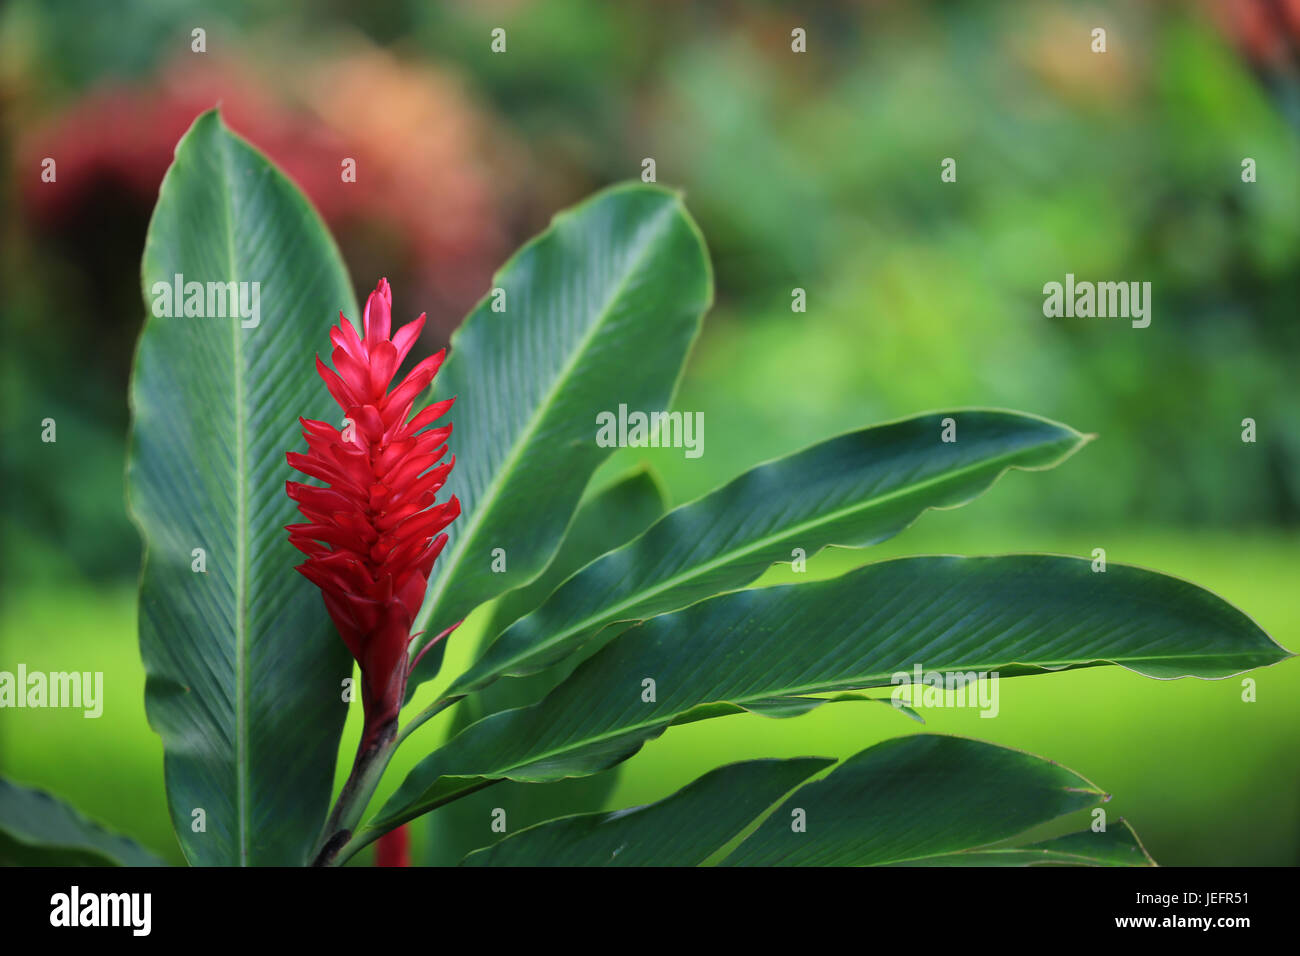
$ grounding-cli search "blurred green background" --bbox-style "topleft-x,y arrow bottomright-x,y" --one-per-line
1,0 -> 1297,866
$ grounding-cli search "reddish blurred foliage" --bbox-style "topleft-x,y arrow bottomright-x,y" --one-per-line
19,50 -> 512,340
1208,0 -> 1300,70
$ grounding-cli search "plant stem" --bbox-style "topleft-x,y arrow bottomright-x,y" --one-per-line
330,777 -> 504,868
311,719 -> 397,867
328,824 -> 385,867
311,695 -> 460,867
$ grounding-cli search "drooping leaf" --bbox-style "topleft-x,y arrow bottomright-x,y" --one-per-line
457,738 -> 1154,867
407,185 -> 712,689
449,411 -> 1088,697
719,735 -> 1126,866
128,109 -> 356,865
461,758 -> 832,867
375,555 -> 1287,829
901,821 -> 1154,866
0,778 -> 168,867
424,468 -> 667,865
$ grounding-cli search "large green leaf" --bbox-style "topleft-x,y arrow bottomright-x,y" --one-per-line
0,778 -> 167,866
719,736 -> 1135,866
460,757 -> 832,866
407,184 -> 712,689
424,468 -> 667,865
374,555 -> 1287,829
448,411 -> 1087,697
127,109 -> 356,865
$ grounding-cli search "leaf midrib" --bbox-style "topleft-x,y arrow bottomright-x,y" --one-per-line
887,846 -> 1122,866
414,198 -> 680,640
457,433 -> 1079,691
215,132 -> 250,866
734,821 -> 1104,867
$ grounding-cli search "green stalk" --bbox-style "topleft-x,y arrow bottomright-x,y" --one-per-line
312,696 -> 459,866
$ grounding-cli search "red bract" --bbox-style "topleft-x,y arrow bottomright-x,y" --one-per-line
286,279 -> 460,743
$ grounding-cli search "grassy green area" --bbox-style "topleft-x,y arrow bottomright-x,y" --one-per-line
3,504 -> 1296,866
0,581 -> 176,861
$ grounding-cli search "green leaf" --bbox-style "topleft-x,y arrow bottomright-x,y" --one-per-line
719,735 -> 1122,866
902,821 -> 1154,866
408,184 -> 712,688
0,778 -> 167,866
461,758 -> 832,866
375,555 -> 1287,829
128,109 -> 356,865
480,467 -> 668,642
731,693 -> 924,722
423,468 -> 667,865
449,411 -> 1088,697
456,739 -> 1153,867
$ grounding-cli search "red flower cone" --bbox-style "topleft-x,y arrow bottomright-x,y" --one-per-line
287,278 -> 460,748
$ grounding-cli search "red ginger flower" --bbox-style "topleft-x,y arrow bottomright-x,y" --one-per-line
286,279 -> 460,743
